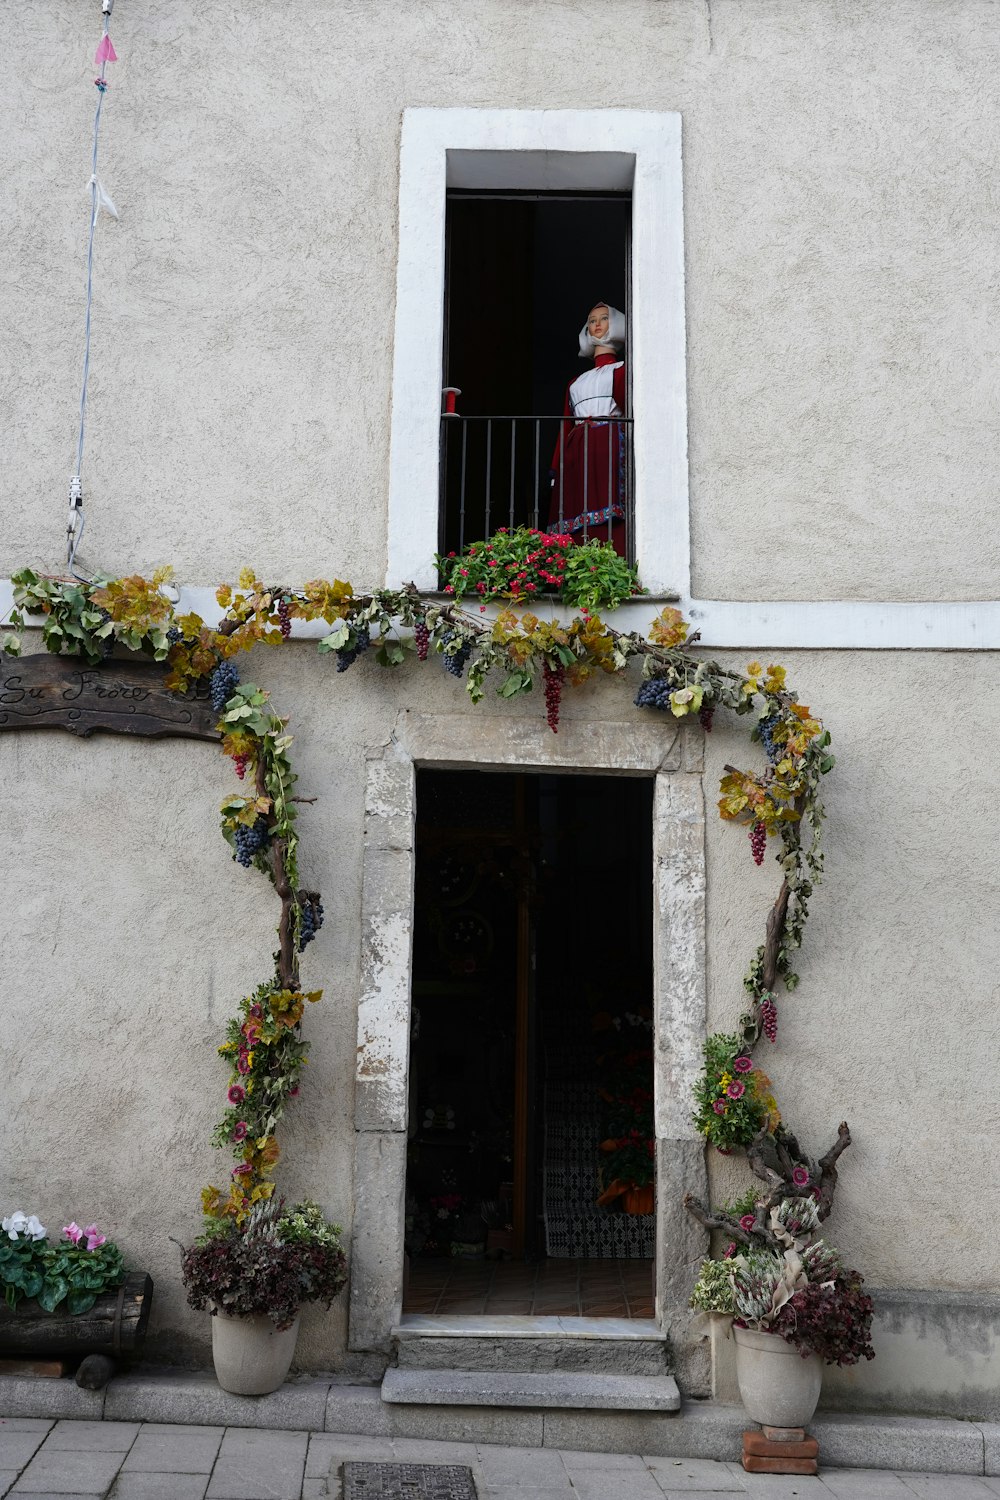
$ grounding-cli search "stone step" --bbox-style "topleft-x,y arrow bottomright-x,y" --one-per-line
395,1334 -> 671,1376
381,1368 -> 681,1412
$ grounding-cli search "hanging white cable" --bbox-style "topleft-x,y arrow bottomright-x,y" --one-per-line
67,0 -> 117,577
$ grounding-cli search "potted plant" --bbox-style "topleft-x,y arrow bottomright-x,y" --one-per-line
594,1010 -> 655,1214
0,1210 -> 152,1384
180,1198 -> 346,1395
690,1193 -> 874,1427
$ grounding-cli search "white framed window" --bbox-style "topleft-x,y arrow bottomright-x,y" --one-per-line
386,109 -> 690,597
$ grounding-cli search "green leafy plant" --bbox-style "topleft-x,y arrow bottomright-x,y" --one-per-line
436,527 -> 643,611
181,1198 -> 346,1330
0,1214 -> 125,1315
689,1258 -> 736,1314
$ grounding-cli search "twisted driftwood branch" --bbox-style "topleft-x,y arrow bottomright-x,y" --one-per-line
684,1121 -> 852,1249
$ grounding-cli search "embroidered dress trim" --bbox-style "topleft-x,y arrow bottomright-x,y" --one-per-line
547,503 -> 626,537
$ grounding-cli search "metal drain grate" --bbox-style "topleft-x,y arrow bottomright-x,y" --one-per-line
343,1463 -> 478,1499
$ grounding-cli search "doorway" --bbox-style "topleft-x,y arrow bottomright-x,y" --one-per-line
403,768 -> 655,1320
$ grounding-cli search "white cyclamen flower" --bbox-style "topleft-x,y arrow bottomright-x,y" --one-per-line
2,1211 -> 46,1241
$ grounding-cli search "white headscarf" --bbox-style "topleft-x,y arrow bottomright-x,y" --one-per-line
578,302 -> 626,359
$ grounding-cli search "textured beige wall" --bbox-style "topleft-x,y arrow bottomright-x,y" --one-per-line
2,1 -> 1000,596
2,1 -> 998,1371
4,642 -> 998,1365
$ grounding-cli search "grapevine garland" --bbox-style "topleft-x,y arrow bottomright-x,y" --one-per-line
2,564 -> 836,1226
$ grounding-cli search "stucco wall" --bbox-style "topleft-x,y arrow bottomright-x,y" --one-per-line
2,1 -> 1000,597
2,0 -> 998,1383
3,642 -> 998,1367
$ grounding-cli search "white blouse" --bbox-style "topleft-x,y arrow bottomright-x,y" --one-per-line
568,361 -> 624,420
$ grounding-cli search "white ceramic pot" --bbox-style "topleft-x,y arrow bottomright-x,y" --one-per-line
732,1322 -> 822,1428
211,1310 -> 300,1395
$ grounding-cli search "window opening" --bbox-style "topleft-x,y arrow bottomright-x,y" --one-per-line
440,195 -> 633,565
404,769 -> 654,1319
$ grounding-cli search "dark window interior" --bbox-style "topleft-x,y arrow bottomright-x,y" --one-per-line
440,196 -> 631,555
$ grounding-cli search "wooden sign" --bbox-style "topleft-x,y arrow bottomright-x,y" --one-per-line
0,654 -> 221,741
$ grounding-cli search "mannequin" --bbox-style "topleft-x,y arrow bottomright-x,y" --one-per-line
547,302 -> 628,556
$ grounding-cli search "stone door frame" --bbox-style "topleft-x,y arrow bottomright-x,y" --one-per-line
348,709 -> 709,1353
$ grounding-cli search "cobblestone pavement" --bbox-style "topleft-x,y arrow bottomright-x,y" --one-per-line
2,1419 -> 1000,1499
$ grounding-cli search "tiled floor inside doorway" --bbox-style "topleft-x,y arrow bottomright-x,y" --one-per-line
403,1257 -> 655,1318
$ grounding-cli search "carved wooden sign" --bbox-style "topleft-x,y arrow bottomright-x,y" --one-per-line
0,655 -> 221,741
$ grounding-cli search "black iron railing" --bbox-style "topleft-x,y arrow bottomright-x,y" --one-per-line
440,415 -> 634,561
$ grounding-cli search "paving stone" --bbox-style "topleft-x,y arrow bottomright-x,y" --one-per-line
109,1475 -> 209,1499
306,1434 -> 396,1475
391,1440 -> 482,1465
478,1491 -> 574,1500
5,1493 -> 108,1499
0,1426 -> 52,1435
46,1420 -> 139,1451
723,1473 -> 824,1496
810,1413 -> 985,1475
8,1445 -> 124,1493
105,1372 -> 329,1432
644,1454 -> 747,1490
566,1469 -> 664,1500
897,1478 -> 998,1498
474,1444 -> 568,1487
205,1427 -> 309,1500
0,1431 -> 48,1470
812,1470 -> 918,1497
0,1473 -> 19,1499
120,1426 -> 222,1473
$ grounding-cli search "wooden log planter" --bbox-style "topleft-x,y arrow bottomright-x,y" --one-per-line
0,1273 -> 153,1388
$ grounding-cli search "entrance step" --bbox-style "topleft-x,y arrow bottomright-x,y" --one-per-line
395,1335 -> 670,1376
393,1315 -> 672,1376
381,1368 -> 681,1412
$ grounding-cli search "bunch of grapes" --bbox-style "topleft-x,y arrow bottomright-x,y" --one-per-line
633,675 -> 674,711
543,661 -> 565,734
758,714 -> 781,764
233,752 -> 250,781
277,596 -> 292,640
233,817 -> 270,869
749,820 -> 767,865
297,892 -> 325,950
167,625 -> 183,645
210,660 -> 240,712
699,702 -> 715,734
759,993 -> 778,1043
439,629 -> 471,679
414,620 -> 430,662
335,627 -> 370,673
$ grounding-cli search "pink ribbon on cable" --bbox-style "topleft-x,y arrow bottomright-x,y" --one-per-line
94,33 -> 118,65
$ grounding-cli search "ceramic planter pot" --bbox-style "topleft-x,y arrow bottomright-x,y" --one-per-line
733,1322 -> 822,1428
211,1310 -> 300,1395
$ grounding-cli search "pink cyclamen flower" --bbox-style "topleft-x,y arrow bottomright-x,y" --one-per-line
289,1084 -> 300,1097
237,1054 -> 250,1075
232,1163 -> 253,1178
726,1080 -> 746,1099
712,1099 -> 726,1115
232,1122 -> 248,1142
739,1214 -> 757,1232
723,1241 -> 737,1259
792,1165 -> 810,1188
62,1222 -> 83,1245
83,1224 -> 106,1251
227,1084 -> 245,1105
733,1055 -> 753,1074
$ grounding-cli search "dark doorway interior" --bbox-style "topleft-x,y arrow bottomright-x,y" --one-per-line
404,769 -> 655,1319
440,196 -> 631,554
